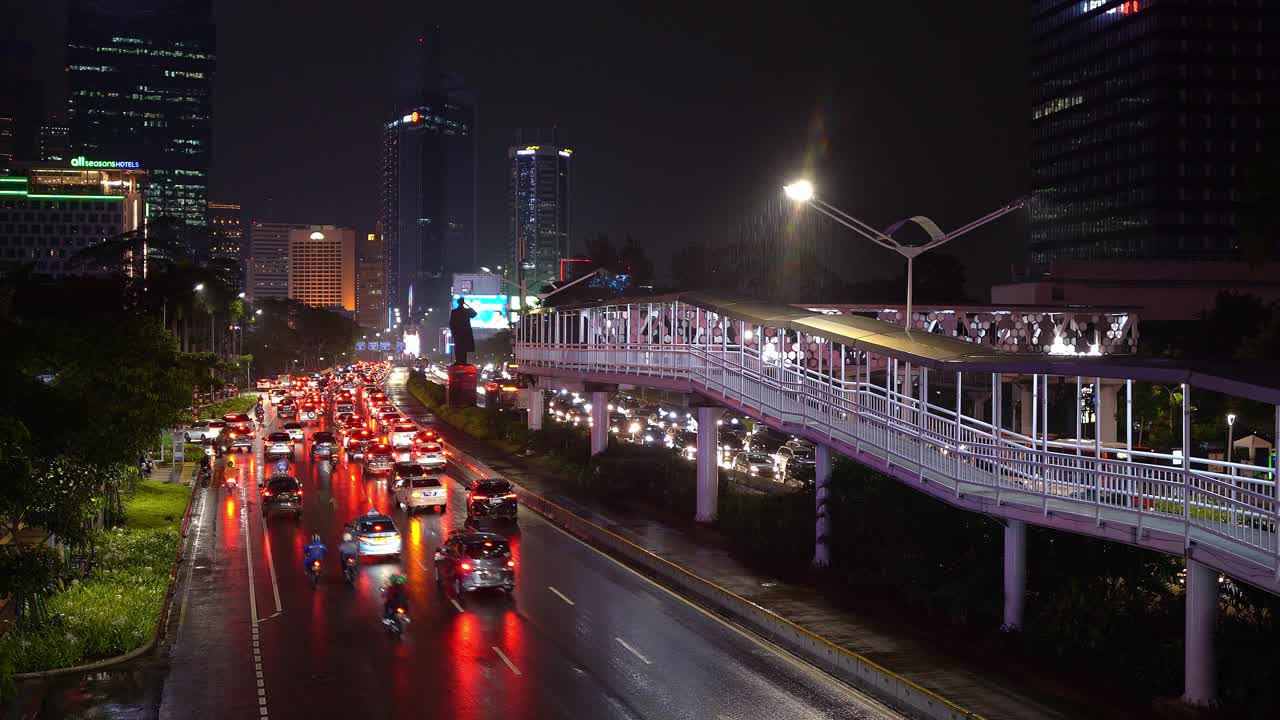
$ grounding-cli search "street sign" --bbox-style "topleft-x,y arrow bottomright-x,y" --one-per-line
395,342 -> 405,353
355,341 -> 367,350
379,341 -> 392,351
172,430 -> 185,462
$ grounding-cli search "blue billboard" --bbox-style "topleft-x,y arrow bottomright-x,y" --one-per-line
355,341 -> 367,351
379,341 -> 392,351
453,294 -> 509,330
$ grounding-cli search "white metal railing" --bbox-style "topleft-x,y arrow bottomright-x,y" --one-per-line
516,335 -> 1280,581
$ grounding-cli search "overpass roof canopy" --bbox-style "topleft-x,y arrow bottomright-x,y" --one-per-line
534,292 -> 1280,405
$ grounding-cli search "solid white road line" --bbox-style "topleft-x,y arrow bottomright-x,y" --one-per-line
243,498 -> 258,626
492,646 -> 522,676
259,509 -> 283,613
548,586 -> 575,606
616,637 -> 652,665
449,597 -> 464,613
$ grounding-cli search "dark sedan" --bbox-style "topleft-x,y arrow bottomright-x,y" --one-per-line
465,478 -> 518,519
433,532 -> 515,595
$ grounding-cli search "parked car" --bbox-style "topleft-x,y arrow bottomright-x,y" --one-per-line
433,532 -> 515,595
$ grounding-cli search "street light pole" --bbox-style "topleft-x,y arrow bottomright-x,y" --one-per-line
783,180 -> 1028,330
1226,413 -> 1237,474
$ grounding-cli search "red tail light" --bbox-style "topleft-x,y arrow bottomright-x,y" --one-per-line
502,493 -> 518,500
296,489 -> 303,496
470,494 -> 487,500
506,559 -> 516,568
396,607 -> 405,614
312,560 -> 320,568
459,562 -> 472,572
262,490 -> 272,496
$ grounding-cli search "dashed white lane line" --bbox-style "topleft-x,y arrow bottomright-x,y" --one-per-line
449,597 -> 464,613
548,586 -> 575,606
492,646 -> 522,676
616,637 -> 652,665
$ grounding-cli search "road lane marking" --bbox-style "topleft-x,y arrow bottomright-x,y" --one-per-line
449,597 -> 464,613
243,499 -> 258,625
548,586 -> 575,606
616,637 -> 651,664
492,646 -> 522,676
259,509 -> 283,613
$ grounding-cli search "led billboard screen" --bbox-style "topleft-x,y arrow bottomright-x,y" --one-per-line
453,294 -> 508,330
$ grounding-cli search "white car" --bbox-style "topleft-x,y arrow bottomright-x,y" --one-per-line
394,471 -> 447,513
185,419 -> 226,443
265,432 -> 294,460
390,422 -> 418,449
410,441 -> 447,473
281,422 -> 305,443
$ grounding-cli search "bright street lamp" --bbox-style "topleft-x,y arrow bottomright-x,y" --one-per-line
255,308 -> 263,315
782,180 -> 814,202
784,179 -> 1027,329
194,283 -> 204,291
1226,414 -> 1237,473
237,292 -> 246,299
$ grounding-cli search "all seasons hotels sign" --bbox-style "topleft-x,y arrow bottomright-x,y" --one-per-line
69,156 -> 141,169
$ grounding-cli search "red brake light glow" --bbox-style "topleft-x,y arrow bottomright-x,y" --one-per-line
470,494 -> 487,500
459,562 -> 472,571
373,524 -> 382,531
506,559 -> 515,568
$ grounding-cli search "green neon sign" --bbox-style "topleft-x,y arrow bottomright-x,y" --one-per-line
70,155 -> 141,169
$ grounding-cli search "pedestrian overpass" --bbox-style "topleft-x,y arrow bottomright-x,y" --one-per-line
510,292 -> 1280,706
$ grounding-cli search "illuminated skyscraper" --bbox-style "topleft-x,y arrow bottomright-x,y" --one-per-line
508,131 -> 571,292
246,221 -> 303,301
1029,0 -> 1280,266
207,201 -> 243,287
288,226 -> 356,313
357,229 -> 387,329
66,0 -> 215,233
379,29 -> 476,324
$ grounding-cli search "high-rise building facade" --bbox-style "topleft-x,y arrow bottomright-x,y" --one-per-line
379,30 -> 476,325
0,164 -> 145,277
39,124 -> 69,162
207,201 -> 243,285
508,137 -> 572,291
1029,0 -> 1280,267
357,230 -> 387,329
246,221 -> 303,301
287,226 -> 356,313
67,0 -> 215,233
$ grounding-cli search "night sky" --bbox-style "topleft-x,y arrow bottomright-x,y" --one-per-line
13,0 -> 1028,294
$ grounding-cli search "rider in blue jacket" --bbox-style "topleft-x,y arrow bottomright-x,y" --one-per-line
302,533 -> 327,572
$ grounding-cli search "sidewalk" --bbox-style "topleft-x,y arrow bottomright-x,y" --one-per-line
442,431 -> 1144,720
0,525 -> 51,637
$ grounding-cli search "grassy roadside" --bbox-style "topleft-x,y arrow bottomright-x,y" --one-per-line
0,479 -> 190,677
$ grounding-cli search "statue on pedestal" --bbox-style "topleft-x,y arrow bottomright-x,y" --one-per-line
448,297 -> 477,366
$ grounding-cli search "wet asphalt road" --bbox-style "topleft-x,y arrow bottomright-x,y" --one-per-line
139,369 -> 902,720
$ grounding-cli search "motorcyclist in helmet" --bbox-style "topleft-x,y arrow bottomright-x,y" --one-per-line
223,453 -> 237,483
302,533 -> 327,573
338,530 -> 359,569
382,573 -> 409,621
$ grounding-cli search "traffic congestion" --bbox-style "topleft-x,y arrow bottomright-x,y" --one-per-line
160,363 -> 899,719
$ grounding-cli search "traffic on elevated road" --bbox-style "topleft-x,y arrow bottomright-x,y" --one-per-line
159,361 -> 902,719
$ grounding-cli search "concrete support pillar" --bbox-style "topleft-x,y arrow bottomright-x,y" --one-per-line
590,391 -> 609,456
1098,382 -> 1119,444
695,406 -> 725,522
1002,519 -> 1026,631
812,443 -> 833,568
1017,384 -> 1034,435
1182,558 -> 1219,706
525,388 -> 543,431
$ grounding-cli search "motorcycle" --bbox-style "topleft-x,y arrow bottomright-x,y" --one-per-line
138,454 -> 153,476
308,559 -> 322,589
223,473 -> 238,492
342,556 -> 357,585
197,464 -> 213,486
382,606 -> 410,634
